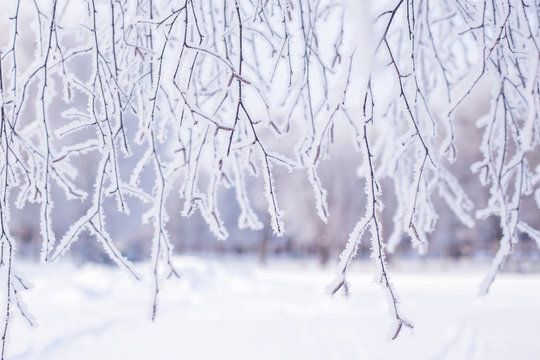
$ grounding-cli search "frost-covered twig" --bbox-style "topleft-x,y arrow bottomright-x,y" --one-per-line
0,0 -> 538,346
328,120 -> 412,340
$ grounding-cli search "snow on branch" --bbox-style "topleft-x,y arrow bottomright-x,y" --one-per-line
328,120 -> 413,339
0,0 -> 539,355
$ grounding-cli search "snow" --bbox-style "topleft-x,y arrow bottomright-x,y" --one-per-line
8,258 -> 540,360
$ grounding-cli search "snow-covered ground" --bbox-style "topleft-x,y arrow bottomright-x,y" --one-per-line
7,257 -> 540,359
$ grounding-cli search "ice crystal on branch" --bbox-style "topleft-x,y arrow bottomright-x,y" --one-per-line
0,0 -> 539,356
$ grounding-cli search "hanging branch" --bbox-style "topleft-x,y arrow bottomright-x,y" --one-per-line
328,118 -> 413,339
0,1 -> 538,352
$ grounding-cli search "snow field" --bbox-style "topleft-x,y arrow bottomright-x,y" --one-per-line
8,257 -> 540,360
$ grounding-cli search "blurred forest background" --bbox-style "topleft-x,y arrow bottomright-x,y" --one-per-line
8,82 -> 538,268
